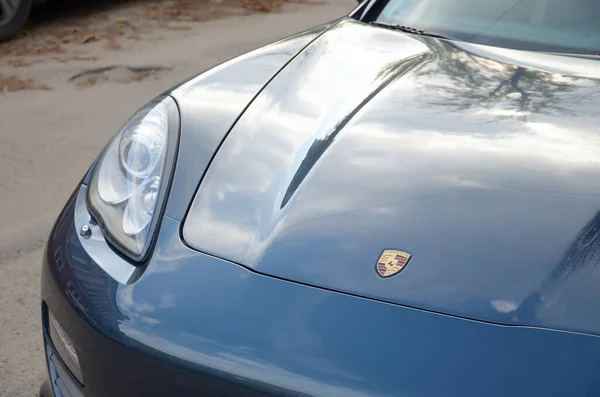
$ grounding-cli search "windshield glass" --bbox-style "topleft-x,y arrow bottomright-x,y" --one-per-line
374,0 -> 600,55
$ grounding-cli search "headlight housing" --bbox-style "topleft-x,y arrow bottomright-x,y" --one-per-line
88,96 -> 180,261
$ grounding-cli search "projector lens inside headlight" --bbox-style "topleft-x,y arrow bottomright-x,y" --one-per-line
88,96 -> 180,261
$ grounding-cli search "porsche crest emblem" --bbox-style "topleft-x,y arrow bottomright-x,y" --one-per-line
376,250 -> 412,278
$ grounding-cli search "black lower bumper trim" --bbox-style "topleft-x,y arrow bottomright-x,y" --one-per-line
44,337 -> 85,397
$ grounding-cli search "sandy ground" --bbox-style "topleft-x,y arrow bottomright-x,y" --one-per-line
0,0 -> 355,395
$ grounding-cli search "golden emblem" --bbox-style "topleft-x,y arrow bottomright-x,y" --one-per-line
376,250 -> 411,278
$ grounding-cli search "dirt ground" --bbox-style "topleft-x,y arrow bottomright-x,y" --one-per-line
2,0 -> 296,56
0,0 -> 324,92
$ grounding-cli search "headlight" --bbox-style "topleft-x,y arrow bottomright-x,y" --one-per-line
88,96 -> 180,261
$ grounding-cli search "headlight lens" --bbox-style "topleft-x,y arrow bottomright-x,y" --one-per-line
88,96 -> 179,261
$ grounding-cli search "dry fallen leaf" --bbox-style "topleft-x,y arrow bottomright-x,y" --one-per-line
81,34 -> 97,44
256,2 -> 271,11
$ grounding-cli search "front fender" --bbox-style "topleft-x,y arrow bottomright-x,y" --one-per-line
164,23 -> 333,221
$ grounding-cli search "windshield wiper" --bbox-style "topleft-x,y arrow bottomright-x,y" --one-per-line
370,22 -> 452,40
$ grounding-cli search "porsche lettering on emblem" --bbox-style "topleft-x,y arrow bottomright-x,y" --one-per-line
376,250 -> 412,278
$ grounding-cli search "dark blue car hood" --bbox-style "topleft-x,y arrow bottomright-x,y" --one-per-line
182,19 -> 600,335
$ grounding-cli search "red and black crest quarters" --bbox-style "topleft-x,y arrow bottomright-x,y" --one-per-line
376,250 -> 412,278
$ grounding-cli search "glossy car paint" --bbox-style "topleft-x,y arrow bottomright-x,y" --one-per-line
164,24 -> 331,220
43,187 -> 600,397
184,18 -> 600,336
40,10 -> 600,397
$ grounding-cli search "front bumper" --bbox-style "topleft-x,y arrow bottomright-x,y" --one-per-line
40,186 -> 600,397
40,334 -> 85,397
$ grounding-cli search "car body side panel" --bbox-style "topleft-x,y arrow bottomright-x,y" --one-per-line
42,188 -> 600,397
164,23 -> 332,220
